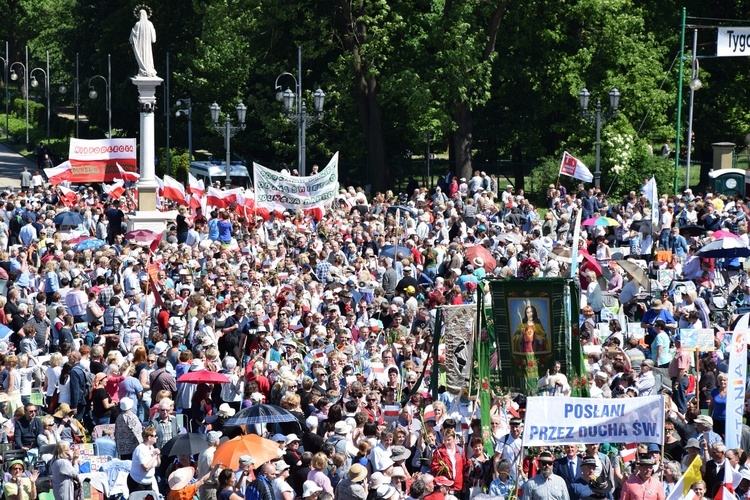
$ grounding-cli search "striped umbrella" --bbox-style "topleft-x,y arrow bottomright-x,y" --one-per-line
582,216 -> 619,227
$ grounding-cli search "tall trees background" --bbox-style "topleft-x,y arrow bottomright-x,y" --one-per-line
3,0 -> 750,195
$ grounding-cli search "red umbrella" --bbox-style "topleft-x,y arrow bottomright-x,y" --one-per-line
69,235 -> 93,245
464,245 -> 496,272
177,370 -> 231,384
579,251 -> 603,276
125,229 -> 160,243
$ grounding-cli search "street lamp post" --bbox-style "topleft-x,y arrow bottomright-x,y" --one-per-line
0,41 -> 9,140
685,29 -> 701,189
58,53 -> 80,138
87,54 -> 112,138
175,98 -> 193,163
209,102 -> 247,188
9,45 -> 30,144
578,87 -> 620,188
30,51 -> 51,141
274,46 -> 325,176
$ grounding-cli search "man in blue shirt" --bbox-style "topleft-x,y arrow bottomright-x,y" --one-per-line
640,299 -> 677,346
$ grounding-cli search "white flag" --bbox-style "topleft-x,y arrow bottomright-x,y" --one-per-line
642,176 -> 658,224
559,151 -> 593,182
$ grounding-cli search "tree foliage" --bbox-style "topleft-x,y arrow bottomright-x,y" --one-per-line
4,0 -> 750,195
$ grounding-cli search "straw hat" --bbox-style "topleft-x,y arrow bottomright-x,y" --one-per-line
168,468 -> 195,490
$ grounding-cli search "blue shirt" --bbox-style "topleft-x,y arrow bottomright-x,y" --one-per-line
651,332 -> 671,366
208,218 -> 220,241
217,220 -> 233,243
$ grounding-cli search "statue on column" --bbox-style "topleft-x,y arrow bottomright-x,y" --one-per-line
130,8 -> 157,78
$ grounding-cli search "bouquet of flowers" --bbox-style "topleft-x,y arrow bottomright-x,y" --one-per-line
518,258 -> 539,280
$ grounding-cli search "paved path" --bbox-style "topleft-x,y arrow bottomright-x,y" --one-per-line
0,142 -> 36,189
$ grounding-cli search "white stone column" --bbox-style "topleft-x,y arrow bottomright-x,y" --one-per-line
131,76 -> 163,211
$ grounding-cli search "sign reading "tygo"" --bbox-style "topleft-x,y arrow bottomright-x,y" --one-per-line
717,28 -> 750,57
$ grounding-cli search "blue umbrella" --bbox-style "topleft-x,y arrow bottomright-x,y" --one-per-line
380,244 -> 411,260
73,238 -> 106,251
53,211 -> 83,227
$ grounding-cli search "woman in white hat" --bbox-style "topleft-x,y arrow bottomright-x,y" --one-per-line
167,464 -> 219,500
114,396 -> 142,460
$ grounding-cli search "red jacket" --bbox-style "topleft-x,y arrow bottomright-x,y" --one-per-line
430,445 -> 465,492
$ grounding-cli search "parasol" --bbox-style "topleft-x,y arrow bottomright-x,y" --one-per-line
53,211 -> 83,227
614,259 -> 650,291
695,238 -> 750,259
582,216 -> 620,227
177,370 -> 231,385
213,434 -> 280,470
464,245 -> 496,272
223,404 -> 300,428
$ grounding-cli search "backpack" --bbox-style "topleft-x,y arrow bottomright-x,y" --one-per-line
73,365 -> 94,401
149,305 -> 161,340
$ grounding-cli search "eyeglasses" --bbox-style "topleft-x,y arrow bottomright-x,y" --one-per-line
540,462 -> 554,467
148,359 -> 156,363
367,399 -> 377,402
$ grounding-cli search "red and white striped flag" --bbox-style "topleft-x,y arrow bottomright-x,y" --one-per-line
117,162 -> 140,182
188,173 -> 205,198
45,161 -> 73,185
714,462 -> 738,500
163,175 -> 188,206
58,186 -> 78,208
102,180 -> 126,199
619,443 -> 638,463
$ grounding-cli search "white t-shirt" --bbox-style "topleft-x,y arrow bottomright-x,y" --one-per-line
131,443 -> 156,484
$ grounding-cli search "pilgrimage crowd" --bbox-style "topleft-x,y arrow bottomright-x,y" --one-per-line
0,168 -> 748,500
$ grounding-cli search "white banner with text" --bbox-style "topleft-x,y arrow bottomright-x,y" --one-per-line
522,395 -> 665,446
253,152 -> 339,212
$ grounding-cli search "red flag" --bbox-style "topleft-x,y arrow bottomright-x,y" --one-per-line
162,175 -> 188,206
58,186 -> 78,207
117,162 -> 140,182
149,231 -> 165,254
102,180 -> 126,199
45,161 -> 73,185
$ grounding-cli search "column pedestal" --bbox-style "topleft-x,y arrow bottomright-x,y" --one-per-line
131,75 -> 168,232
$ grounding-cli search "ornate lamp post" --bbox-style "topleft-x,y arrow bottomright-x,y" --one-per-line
175,98 -> 193,162
30,52 -> 51,141
274,47 -> 325,176
210,102 -> 246,188
0,41 -> 9,140
87,54 -> 112,138
58,53 -> 80,138
578,87 -> 620,188
9,46 -> 30,144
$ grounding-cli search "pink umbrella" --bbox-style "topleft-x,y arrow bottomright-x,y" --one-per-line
125,229 -> 160,242
712,230 -> 741,240
69,235 -> 93,245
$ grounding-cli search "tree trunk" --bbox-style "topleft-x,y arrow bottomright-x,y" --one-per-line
453,100 -> 473,181
337,0 -> 389,193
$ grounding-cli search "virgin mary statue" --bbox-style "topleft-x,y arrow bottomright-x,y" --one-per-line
130,9 -> 157,77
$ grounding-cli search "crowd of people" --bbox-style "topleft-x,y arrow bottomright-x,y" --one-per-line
0,168 -> 746,500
